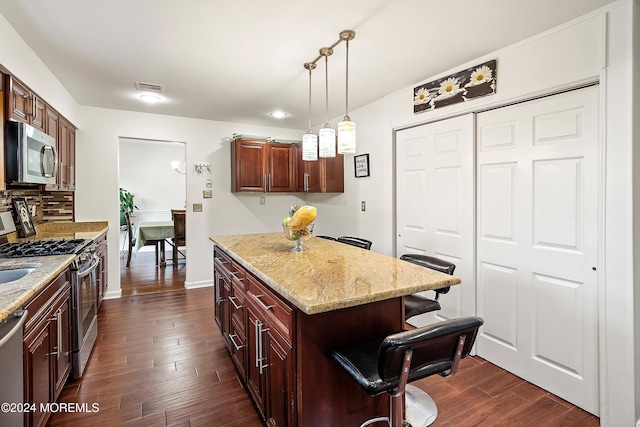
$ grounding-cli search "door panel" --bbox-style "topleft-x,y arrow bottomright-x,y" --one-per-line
476,85 -> 599,414
395,114 -> 475,326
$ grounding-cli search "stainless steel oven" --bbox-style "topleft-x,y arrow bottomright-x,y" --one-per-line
70,243 -> 99,379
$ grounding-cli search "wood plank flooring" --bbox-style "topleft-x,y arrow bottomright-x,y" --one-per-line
120,251 -> 186,296
47,254 -> 600,426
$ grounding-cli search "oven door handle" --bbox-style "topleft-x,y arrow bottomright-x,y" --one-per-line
77,255 -> 100,279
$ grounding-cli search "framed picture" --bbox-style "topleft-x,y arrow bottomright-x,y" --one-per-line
354,154 -> 370,178
12,198 -> 36,237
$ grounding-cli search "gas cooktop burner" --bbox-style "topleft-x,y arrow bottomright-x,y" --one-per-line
0,238 -> 90,258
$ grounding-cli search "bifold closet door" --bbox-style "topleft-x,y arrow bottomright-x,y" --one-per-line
395,114 -> 475,326
475,85 -> 599,415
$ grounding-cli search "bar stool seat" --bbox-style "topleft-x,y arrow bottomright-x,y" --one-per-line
331,317 -> 483,427
337,236 -> 373,250
400,254 -> 455,321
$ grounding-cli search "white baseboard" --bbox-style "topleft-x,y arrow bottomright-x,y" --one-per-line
104,289 -> 122,300
185,280 -> 213,289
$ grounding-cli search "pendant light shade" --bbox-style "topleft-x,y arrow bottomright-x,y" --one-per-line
337,119 -> 356,154
319,126 -> 336,158
302,133 -> 318,161
337,30 -> 356,154
302,62 -> 318,161
319,47 -> 336,158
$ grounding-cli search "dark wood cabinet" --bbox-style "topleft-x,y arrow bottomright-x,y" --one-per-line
96,235 -> 108,309
23,268 -> 72,427
215,247 -> 296,427
5,75 -> 46,131
5,74 -> 77,192
57,117 -> 76,191
232,139 -> 295,192
294,143 -> 344,193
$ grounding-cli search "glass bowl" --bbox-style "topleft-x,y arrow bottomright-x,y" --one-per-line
282,223 -> 315,252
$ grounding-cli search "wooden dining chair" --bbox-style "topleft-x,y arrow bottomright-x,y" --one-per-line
171,209 -> 186,267
124,211 -> 136,268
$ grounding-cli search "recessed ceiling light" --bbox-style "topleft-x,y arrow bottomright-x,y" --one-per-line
140,94 -> 161,103
270,111 -> 287,119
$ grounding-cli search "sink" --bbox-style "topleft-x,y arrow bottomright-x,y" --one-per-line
0,268 -> 35,284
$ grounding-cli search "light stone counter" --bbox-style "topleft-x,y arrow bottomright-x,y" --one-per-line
210,232 -> 461,315
0,221 -> 109,323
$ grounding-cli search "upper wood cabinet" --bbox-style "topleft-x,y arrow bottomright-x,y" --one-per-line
5,74 -> 77,192
231,139 -> 344,194
232,139 -> 295,192
6,75 -> 45,131
294,143 -> 344,193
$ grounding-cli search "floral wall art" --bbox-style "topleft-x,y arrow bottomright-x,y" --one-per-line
413,59 -> 497,113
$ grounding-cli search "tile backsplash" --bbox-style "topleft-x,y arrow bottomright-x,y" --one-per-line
0,189 -> 74,226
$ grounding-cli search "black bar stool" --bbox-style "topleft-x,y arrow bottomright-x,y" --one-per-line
331,317 -> 483,427
400,254 -> 455,321
337,236 -> 372,250
316,235 -> 337,241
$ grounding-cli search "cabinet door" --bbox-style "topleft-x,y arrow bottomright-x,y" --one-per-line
58,118 -> 70,190
233,140 -> 266,192
266,143 -> 295,192
31,96 -> 45,131
246,298 -> 267,419
24,321 -> 52,427
7,77 -> 30,122
320,154 -> 344,193
214,271 -> 224,329
52,293 -> 72,400
66,125 -> 76,191
45,107 -> 59,140
294,144 -> 321,192
266,327 -> 295,427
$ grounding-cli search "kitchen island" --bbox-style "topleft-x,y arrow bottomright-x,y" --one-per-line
211,232 -> 460,427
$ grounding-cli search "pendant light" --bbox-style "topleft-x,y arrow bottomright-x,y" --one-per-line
302,62 -> 318,161
337,30 -> 356,154
318,47 -> 336,158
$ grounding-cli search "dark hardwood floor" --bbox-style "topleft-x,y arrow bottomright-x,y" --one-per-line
47,254 -> 600,426
120,250 -> 186,296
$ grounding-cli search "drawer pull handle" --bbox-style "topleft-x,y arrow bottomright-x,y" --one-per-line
229,333 -> 244,351
229,272 -> 244,281
229,296 -> 243,310
254,294 -> 274,311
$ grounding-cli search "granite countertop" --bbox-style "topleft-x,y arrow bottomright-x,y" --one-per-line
210,232 -> 461,315
0,221 -> 109,323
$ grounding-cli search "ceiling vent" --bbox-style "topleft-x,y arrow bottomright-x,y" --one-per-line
135,81 -> 165,93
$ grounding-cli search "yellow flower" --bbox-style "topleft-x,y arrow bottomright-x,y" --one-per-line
414,87 -> 431,105
467,65 -> 493,87
438,77 -> 461,97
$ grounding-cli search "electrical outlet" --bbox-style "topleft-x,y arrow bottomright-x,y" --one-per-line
193,203 -> 203,212
203,190 -> 212,198
361,201 -> 366,212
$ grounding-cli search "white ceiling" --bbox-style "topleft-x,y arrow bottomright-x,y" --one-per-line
0,0 -> 613,130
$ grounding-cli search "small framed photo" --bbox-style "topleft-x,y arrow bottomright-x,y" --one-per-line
354,154 -> 370,178
12,198 -> 36,237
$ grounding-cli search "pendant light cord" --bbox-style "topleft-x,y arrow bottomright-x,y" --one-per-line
345,38 -> 349,119
308,66 -> 312,132
324,54 -> 329,124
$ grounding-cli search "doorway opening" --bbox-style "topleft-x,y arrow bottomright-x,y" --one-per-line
118,137 -> 186,296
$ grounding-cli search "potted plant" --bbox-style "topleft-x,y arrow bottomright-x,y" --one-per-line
119,188 -> 138,226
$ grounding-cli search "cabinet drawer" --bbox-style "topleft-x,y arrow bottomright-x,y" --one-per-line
229,316 -> 246,377
229,283 -> 245,333
247,274 -> 294,343
23,269 -> 71,334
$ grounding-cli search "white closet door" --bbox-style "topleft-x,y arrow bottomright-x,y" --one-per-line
396,114 -> 475,326
476,86 -> 599,414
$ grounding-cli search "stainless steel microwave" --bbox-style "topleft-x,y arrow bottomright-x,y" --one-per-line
5,120 -> 57,185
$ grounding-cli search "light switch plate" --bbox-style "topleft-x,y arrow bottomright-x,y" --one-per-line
193,203 -> 203,212
361,201 -> 366,212
203,190 -> 212,198
206,179 -> 212,188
